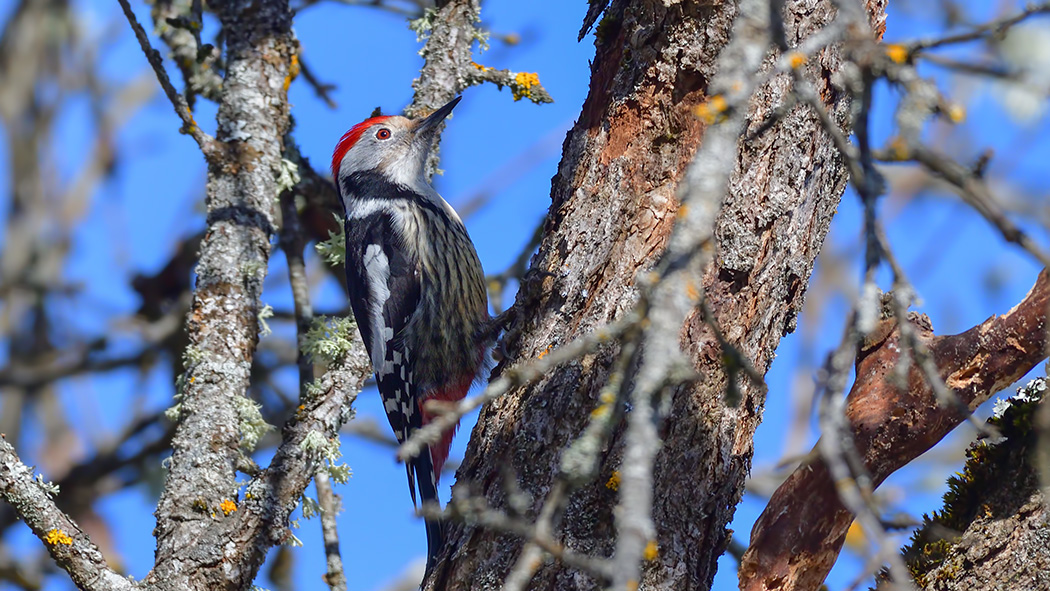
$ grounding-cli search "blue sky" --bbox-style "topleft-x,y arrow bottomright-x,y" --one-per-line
1,0 -> 1048,590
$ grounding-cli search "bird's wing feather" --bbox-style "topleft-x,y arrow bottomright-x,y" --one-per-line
344,208 -> 426,505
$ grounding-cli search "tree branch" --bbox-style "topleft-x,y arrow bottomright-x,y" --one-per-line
406,0 -> 552,178
278,184 -> 348,591
0,437 -> 133,591
117,0 -> 218,158
146,0 -> 299,586
741,270 -> 1050,591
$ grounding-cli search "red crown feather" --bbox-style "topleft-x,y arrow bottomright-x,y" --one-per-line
331,115 -> 393,180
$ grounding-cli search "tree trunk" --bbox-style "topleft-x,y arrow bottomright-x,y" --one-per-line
891,380 -> 1050,591
432,1 -> 886,589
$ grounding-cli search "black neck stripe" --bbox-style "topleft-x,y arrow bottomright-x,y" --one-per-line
341,169 -> 448,218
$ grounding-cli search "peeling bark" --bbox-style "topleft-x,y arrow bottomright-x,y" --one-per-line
740,271 -> 1050,591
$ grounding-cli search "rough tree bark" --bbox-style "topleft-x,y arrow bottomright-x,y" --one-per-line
740,271 -> 1050,591
148,0 -> 298,588
10,0 -> 1049,590
890,380 -> 1050,591
430,1 -> 886,589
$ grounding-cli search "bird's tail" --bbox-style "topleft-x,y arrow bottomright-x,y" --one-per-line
411,447 -> 444,578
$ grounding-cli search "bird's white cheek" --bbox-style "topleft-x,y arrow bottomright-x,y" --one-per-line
340,142 -> 384,177
383,146 -> 428,192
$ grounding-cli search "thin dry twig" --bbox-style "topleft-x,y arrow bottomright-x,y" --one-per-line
279,188 -> 349,591
910,2 -> 1050,53
314,472 -> 348,591
420,483 -> 613,581
397,311 -> 642,463
815,317 -> 917,591
117,0 -> 217,157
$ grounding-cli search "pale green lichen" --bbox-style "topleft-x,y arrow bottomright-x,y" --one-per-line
276,158 -> 300,195
301,316 -> 357,365
258,304 -> 274,338
304,379 -> 326,401
34,474 -> 60,497
234,396 -> 274,451
164,402 -> 183,422
241,260 -> 266,282
328,463 -> 352,485
299,431 -> 338,461
169,347 -> 206,420
408,7 -> 438,43
300,494 -> 321,520
315,217 -> 346,266
473,26 -> 490,52
183,345 -> 207,367
299,430 -> 353,484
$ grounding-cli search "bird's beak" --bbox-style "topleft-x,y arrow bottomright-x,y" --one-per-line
414,96 -> 462,138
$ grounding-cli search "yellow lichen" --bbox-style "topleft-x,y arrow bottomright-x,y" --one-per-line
694,95 -> 728,124
946,103 -> 966,124
284,53 -> 300,93
606,471 -> 621,491
537,346 -> 552,360
887,136 -> 910,160
787,51 -> 806,69
685,281 -> 699,302
643,540 -> 659,560
512,72 -> 541,101
220,498 -> 238,515
885,44 -> 909,64
45,529 -> 73,546
844,521 -> 866,552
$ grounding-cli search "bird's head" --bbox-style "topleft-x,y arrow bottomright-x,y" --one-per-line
331,96 -> 461,198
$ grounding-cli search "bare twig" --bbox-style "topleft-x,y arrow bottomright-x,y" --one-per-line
398,311 -> 642,463
280,174 -> 348,591
117,0 -> 217,157
422,483 -> 613,581
876,229 -> 1001,439
815,318 -> 916,591
502,480 -> 573,591
314,472 -> 348,591
298,55 -> 338,109
910,3 -> 1050,53
888,143 -> 1050,269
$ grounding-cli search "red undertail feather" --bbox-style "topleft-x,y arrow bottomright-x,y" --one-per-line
331,115 -> 393,179
420,373 -> 475,481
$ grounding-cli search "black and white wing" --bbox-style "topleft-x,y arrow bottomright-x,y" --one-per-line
343,209 -> 431,504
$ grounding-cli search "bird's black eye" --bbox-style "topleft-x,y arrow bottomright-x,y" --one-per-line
376,128 -> 391,140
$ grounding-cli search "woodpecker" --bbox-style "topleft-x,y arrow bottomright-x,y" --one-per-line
332,96 -> 491,571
